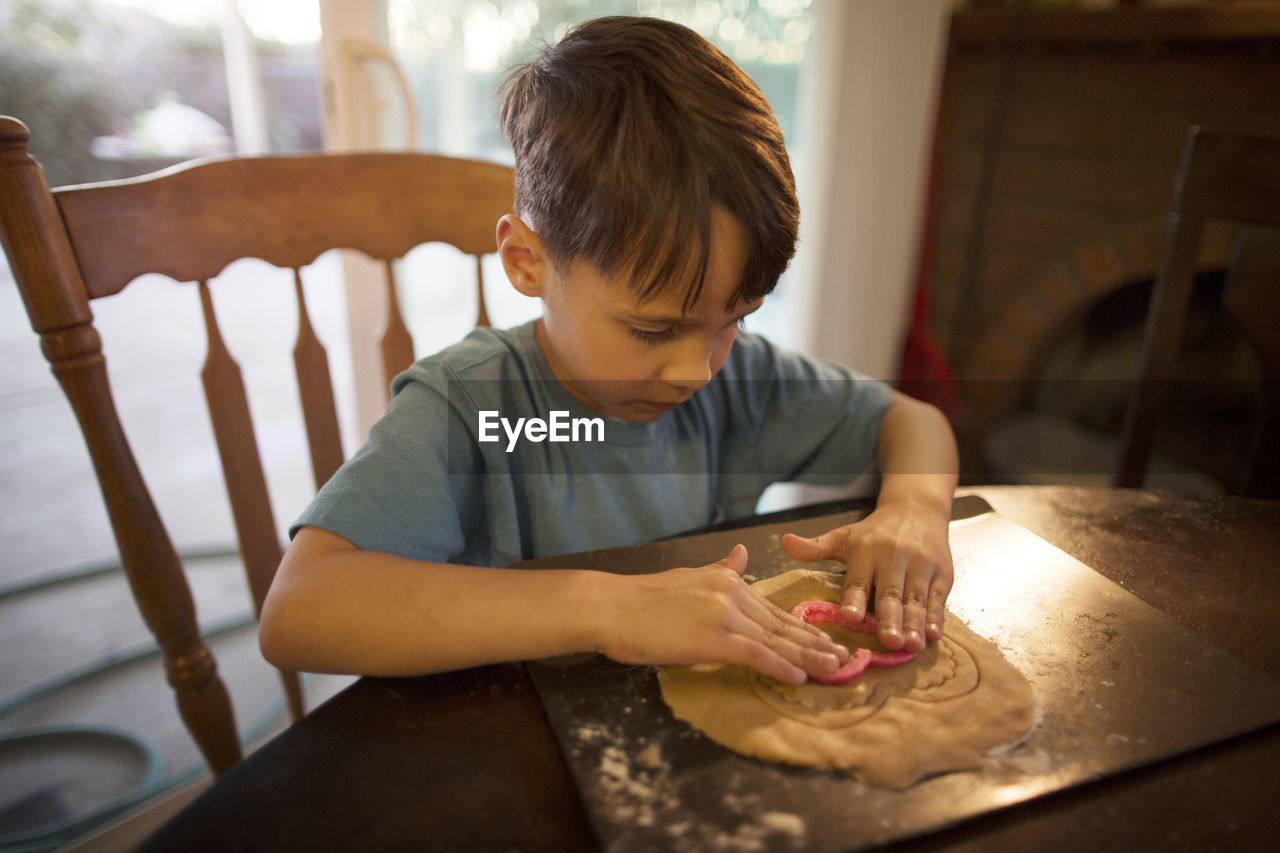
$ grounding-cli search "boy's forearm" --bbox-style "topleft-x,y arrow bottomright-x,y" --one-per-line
874,392 -> 958,517
260,529 -> 617,677
261,528 -> 849,683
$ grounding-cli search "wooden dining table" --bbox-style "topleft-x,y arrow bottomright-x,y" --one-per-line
136,485 -> 1280,851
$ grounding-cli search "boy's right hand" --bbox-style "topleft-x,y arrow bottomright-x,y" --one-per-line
593,544 -> 849,684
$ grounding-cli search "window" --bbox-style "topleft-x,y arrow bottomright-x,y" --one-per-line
386,0 -> 815,348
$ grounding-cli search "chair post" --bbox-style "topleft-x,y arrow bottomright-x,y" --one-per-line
1114,211 -> 1203,489
0,117 -> 243,774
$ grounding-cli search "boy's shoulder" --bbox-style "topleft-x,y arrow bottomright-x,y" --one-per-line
709,329 -> 888,419
392,320 -> 540,394
720,329 -> 819,381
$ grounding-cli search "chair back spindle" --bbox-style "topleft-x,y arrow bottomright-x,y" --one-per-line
292,268 -> 345,490
197,280 -> 305,719
379,260 -> 415,392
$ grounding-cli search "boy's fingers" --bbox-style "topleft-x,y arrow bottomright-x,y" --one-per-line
794,643 -> 845,675
869,552 -> 908,651
925,576 -> 951,639
726,593 -> 848,666
700,541 -> 866,678
925,602 -> 946,640
779,531 -> 845,563
710,543 -> 749,575
724,634 -> 807,684
840,556 -> 874,623
725,564 -> 853,666
733,628 -> 843,682
737,592 -> 807,636
706,548 -> 837,653
900,577 -> 930,653
875,589 -> 905,650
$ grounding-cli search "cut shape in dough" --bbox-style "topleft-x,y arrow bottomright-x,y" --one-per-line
657,569 -> 1037,788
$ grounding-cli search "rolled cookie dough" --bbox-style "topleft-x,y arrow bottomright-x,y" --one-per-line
657,569 -> 1036,788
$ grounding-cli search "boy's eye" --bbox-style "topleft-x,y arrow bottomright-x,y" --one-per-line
627,318 -> 745,345
629,326 -> 678,345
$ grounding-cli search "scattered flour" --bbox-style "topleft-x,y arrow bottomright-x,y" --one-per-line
635,743 -> 663,770
998,746 -> 1053,776
574,720 -> 809,851
759,811 -> 806,840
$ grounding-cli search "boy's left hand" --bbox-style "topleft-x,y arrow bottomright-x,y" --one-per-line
779,503 -> 952,653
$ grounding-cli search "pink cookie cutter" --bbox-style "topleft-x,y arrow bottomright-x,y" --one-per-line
792,600 -> 918,685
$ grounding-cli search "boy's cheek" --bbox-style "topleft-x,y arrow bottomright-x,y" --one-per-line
706,335 -> 736,378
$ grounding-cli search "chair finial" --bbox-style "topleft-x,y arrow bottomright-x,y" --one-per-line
0,116 -> 31,152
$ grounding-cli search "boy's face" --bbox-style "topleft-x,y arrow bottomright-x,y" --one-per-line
500,207 -> 760,423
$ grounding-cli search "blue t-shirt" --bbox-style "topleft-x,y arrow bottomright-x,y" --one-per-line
293,320 -> 892,565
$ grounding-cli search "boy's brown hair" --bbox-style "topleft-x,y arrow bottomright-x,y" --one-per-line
499,16 -> 799,311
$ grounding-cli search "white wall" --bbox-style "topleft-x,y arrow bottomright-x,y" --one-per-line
792,0 -> 950,380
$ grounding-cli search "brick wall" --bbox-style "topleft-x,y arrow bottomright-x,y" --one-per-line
926,8 -> 1280,479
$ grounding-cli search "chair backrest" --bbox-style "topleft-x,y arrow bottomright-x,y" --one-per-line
0,115 -> 514,773
1116,126 -> 1280,499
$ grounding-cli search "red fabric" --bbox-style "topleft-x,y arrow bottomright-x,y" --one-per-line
897,126 -> 960,422
899,279 -> 960,421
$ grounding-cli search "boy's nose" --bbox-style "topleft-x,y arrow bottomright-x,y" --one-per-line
660,335 -> 726,391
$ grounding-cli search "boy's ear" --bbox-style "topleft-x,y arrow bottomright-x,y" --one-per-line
496,214 -> 547,298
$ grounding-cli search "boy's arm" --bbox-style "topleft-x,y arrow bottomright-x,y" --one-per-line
780,390 -> 958,653
259,526 -> 849,684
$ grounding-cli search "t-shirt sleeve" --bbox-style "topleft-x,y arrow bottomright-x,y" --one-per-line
718,333 -> 893,486
290,369 -> 484,562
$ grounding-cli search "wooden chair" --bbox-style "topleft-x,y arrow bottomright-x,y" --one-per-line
1115,127 -> 1280,499
0,115 -> 513,773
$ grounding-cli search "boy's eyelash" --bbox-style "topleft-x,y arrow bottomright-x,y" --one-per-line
628,318 -> 746,345
630,326 -> 678,345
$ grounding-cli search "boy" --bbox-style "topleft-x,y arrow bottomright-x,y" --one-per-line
260,17 -> 957,686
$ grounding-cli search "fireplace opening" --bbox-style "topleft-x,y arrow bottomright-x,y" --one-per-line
983,270 -> 1264,493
